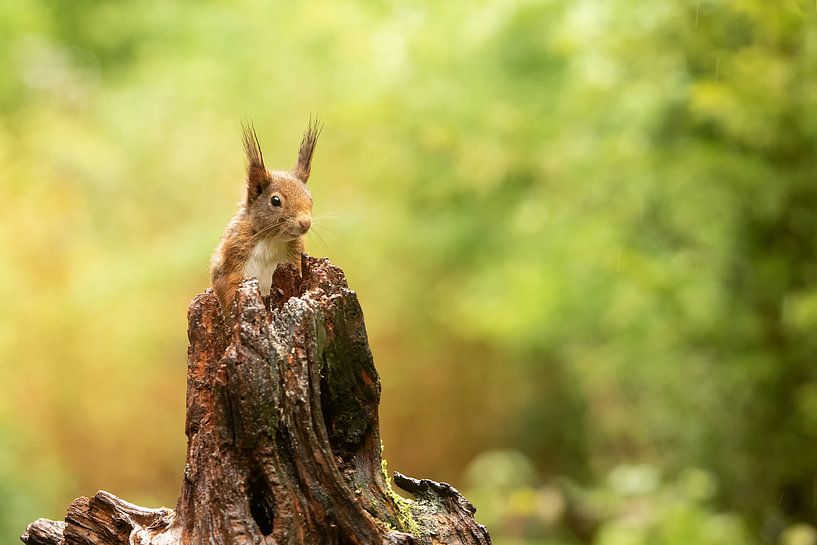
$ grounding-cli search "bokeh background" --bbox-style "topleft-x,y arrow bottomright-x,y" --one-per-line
2,1 -> 817,544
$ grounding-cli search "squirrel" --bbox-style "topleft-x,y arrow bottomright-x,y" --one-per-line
210,120 -> 320,313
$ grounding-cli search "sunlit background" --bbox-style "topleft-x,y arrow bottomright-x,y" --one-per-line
2,1 -> 817,544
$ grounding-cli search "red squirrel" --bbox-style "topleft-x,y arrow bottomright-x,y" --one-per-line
210,120 -> 320,313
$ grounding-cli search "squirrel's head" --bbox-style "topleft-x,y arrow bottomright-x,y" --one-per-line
241,120 -> 320,240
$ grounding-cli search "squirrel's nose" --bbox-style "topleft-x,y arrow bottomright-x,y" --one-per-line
298,217 -> 312,233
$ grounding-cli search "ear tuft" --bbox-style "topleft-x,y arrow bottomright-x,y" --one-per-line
242,121 -> 268,202
242,122 -> 265,169
293,116 -> 322,183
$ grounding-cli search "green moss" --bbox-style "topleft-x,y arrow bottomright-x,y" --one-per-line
380,444 -> 421,536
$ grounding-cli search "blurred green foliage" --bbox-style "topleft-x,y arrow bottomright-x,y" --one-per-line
1,1 -> 816,544
464,451 -> 755,545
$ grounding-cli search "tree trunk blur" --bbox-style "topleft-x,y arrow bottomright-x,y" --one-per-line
21,256 -> 491,545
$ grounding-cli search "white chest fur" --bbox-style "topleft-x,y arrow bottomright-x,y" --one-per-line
243,238 -> 290,297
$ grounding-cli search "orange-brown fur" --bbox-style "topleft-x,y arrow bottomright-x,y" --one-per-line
210,121 -> 320,313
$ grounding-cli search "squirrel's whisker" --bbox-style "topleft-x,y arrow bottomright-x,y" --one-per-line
310,222 -> 340,238
312,212 -> 360,220
308,226 -> 332,258
250,220 -> 288,242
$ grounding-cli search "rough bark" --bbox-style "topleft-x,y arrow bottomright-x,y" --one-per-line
22,255 -> 491,545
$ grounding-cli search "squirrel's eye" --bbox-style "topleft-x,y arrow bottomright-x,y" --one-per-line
271,195 -> 282,207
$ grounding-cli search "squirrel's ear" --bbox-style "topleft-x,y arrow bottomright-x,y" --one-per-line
292,117 -> 321,183
242,122 -> 268,202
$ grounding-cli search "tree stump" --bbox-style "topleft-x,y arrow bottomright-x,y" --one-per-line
22,256 -> 491,545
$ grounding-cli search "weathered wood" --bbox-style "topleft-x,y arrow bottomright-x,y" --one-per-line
20,519 -> 65,545
22,256 -> 491,545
